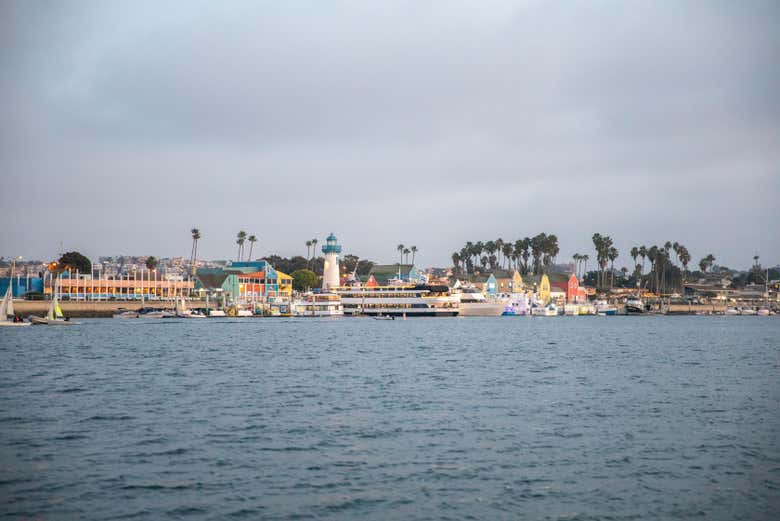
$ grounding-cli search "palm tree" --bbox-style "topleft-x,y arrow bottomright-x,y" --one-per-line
397,244 -> 405,266
502,243 -> 513,269
236,231 -> 247,261
190,228 -> 201,274
495,238 -> 504,267
403,247 -> 411,264
639,245 -> 647,275
247,235 -> 258,260
305,240 -> 312,260
630,246 -> 638,269
678,246 -> 691,290
581,254 -> 589,282
451,252 -> 461,275
608,246 -> 618,288
573,253 -> 581,278
410,246 -> 418,266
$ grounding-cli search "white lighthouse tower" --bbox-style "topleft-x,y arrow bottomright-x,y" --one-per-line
321,233 -> 342,291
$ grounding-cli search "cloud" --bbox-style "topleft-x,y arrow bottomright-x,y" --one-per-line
2,0 -> 778,268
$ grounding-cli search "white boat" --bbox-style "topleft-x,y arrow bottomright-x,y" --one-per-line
334,283 -> 459,317
293,293 -> 344,317
594,299 -> 617,316
724,307 -> 740,316
757,308 -> 770,316
544,303 -> 559,316
564,303 -> 579,316
208,309 -> 226,317
29,278 -> 79,325
625,297 -> 646,314
578,303 -> 596,315
739,307 -> 757,316
113,308 -> 139,319
501,294 -> 530,316
457,287 -> 506,317
0,282 -> 31,327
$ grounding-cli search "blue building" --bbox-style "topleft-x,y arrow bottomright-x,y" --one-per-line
0,277 -> 44,298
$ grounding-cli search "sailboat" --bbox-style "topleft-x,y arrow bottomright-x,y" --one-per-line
0,282 -> 31,326
29,277 -> 79,325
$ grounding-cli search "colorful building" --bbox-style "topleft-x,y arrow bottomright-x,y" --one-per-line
196,260 -> 292,304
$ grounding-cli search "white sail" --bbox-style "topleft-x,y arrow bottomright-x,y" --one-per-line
7,287 -> 14,317
47,279 -> 58,320
0,286 -> 10,321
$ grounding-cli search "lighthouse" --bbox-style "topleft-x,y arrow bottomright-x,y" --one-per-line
321,233 -> 342,291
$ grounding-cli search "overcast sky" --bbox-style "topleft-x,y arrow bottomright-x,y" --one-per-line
2,1 -> 778,269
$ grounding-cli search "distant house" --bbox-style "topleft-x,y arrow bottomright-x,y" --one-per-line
368,264 -> 425,285
491,269 -> 523,294
457,273 -> 498,296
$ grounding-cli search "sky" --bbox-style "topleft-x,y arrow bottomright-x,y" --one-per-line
2,0 -> 779,269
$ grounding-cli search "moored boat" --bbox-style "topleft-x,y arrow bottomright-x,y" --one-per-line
334,283 -> 459,317
293,292 -> 344,317
594,299 -> 617,316
625,297 -> 646,315
0,283 -> 31,327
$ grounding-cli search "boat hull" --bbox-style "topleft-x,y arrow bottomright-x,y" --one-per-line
28,316 -> 78,325
459,302 -> 506,317
0,321 -> 31,327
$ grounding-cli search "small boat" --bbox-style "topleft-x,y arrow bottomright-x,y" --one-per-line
208,309 -> 227,317
293,293 -> 344,317
372,315 -> 395,320
543,303 -> 559,316
724,307 -> 740,316
594,300 -> 617,316
739,307 -> 757,316
757,308 -> 770,316
29,280 -> 79,325
625,297 -> 646,315
113,308 -> 139,319
0,283 -> 31,327
564,303 -> 579,316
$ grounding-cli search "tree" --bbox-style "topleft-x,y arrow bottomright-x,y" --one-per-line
305,240 -> 312,260
397,244 -> 405,266
502,243 -> 513,269
190,228 -> 201,272
236,230 -> 247,261
58,251 -> 91,273
530,233 -> 546,274
410,245 -> 418,266
290,269 -> 318,292
451,252 -> 461,275
608,246 -> 619,288
145,256 -> 158,271
247,235 -> 258,260
403,247 -> 411,264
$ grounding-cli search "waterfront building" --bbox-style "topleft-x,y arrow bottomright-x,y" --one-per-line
321,233 -> 342,291
196,260 -> 292,307
44,272 -> 193,301
491,269 -> 523,294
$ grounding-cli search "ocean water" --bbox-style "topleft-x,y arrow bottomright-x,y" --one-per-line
1,317 -> 778,520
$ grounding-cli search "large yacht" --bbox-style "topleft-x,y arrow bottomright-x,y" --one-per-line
333,283 -> 459,317
293,293 -> 344,317
456,286 -> 506,317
